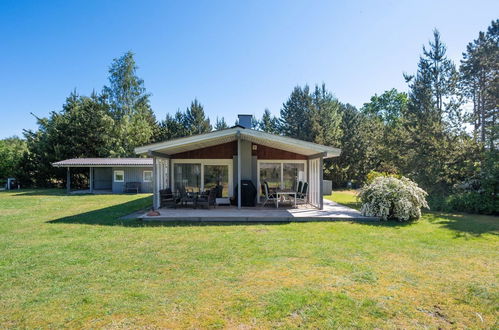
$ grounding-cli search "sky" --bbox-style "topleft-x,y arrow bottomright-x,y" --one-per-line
0,0 -> 497,138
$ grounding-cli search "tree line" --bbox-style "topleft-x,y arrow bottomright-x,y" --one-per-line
1,20 -> 497,213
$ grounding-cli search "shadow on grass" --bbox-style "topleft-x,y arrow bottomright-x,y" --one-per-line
48,197 -> 288,227
425,212 -> 499,237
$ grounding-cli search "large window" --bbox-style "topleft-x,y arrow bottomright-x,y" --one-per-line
283,163 -> 305,190
259,161 -> 306,192
172,160 -> 232,196
174,164 -> 201,193
259,163 -> 281,189
204,165 -> 229,197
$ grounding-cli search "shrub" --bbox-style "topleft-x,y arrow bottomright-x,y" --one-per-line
365,170 -> 401,185
447,192 -> 498,215
358,176 -> 429,221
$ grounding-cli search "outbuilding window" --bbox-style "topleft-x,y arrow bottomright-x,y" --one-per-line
143,170 -> 153,182
114,170 -> 124,182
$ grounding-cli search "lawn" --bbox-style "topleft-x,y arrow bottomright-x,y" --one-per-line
0,189 -> 497,328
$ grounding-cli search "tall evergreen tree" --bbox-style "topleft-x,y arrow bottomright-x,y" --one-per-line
20,92 -> 115,186
403,30 -> 472,192
460,19 -> 498,148
279,85 -> 313,141
157,110 -> 188,141
214,116 -> 229,130
310,84 -> 343,146
184,99 -> 212,135
258,109 -> 279,133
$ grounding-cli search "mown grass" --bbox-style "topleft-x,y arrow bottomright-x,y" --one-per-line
0,189 -> 497,328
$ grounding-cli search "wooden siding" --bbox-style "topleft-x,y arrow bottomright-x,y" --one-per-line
172,141 -> 237,159
252,144 -> 307,160
112,167 -> 153,193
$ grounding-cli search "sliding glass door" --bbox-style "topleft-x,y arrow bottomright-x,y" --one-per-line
259,163 -> 281,189
172,160 -> 232,196
259,161 -> 306,192
204,165 -> 229,197
174,163 -> 201,193
283,163 -> 305,190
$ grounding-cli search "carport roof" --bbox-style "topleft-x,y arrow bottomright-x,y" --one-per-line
52,158 -> 153,167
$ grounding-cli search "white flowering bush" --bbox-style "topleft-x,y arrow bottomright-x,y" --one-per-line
358,176 -> 429,221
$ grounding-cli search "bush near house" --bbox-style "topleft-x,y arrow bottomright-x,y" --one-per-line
359,176 -> 429,221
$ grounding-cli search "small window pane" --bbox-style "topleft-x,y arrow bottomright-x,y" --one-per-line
114,170 -> 124,182
143,170 -> 152,182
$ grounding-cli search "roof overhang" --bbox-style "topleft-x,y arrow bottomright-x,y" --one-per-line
134,128 -> 341,158
52,158 -> 153,167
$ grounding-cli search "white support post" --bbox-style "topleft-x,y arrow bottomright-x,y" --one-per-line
319,156 -> 324,210
89,167 -> 94,193
153,157 -> 159,210
237,134 -> 241,209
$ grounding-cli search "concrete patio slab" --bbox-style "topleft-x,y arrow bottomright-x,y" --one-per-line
139,199 -> 378,222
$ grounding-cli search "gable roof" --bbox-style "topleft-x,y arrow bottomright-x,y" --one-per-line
134,127 -> 341,158
52,158 -> 153,167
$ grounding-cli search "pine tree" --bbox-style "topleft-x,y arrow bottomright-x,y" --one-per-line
214,116 -> 229,130
460,19 -> 498,148
279,85 -> 313,141
184,99 -> 212,135
310,84 -> 342,146
259,109 -> 279,133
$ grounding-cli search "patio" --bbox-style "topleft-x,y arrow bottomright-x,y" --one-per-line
139,199 -> 378,222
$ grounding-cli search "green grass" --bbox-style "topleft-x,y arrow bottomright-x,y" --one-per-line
0,189 -> 498,328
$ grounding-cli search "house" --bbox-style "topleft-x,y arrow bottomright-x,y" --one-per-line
134,115 -> 340,210
52,158 -> 153,193
52,115 -> 340,209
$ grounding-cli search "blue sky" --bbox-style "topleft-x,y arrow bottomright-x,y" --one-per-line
0,0 -> 497,138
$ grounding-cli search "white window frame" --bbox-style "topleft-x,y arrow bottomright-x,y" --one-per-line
257,159 -> 307,203
143,170 -> 153,182
113,170 -> 125,182
171,159 -> 233,196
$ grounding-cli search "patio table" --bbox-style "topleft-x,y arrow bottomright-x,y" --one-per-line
275,190 -> 297,208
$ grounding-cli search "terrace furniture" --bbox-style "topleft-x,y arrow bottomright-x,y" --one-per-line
261,182 -> 277,207
296,182 -> 308,204
124,182 -> 141,193
159,188 -> 180,208
275,190 -> 297,208
296,181 -> 303,196
196,188 -> 218,209
178,186 -> 197,207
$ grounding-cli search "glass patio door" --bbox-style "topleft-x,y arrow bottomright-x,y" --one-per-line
259,161 -> 306,191
174,163 -> 201,192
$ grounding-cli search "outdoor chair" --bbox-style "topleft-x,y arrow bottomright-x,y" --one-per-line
196,188 -> 217,209
124,182 -> 141,193
261,181 -> 277,207
296,181 -> 303,195
296,182 -> 308,204
159,188 -> 180,208
178,186 -> 197,207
